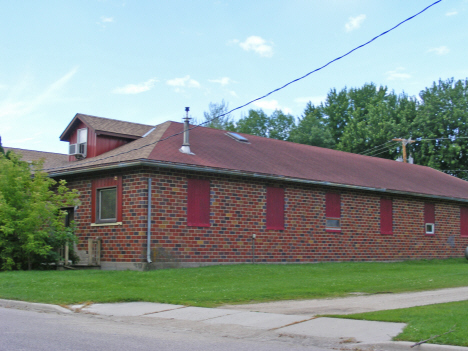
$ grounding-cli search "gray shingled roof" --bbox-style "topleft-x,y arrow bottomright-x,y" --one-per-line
60,113 -> 154,141
4,147 -> 69,170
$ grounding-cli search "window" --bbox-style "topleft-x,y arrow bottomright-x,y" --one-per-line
424,203 -> 435,235
187,179 -> 210,227
380,198 -> 393,235
460,207 -> 468,237
98,188 -> 117,222
326,192 -> 341,232
92,177 -> 122,224
266,187 -> 284,230
77,128 -> 88,144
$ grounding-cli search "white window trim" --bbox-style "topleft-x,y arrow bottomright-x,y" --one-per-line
326,217 -> 341,230
77,128 -> 88,144
425,223 -> 435,234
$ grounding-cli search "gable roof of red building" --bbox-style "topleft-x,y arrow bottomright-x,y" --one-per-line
60,113 -> 154,141
11,116 -> 468,203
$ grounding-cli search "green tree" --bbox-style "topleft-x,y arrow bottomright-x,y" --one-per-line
411,78 -> 468,179
235,109 -> 295,140
235,109 -> 270,137
290,102 -> 335,148
0,151 -> 79,270
321,87 -> 350,143
268,110 -> 295,141
337,87 -> 417,160
200,100 -> 236,131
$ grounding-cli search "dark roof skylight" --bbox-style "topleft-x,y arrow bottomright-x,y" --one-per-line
226,132 -> 249,143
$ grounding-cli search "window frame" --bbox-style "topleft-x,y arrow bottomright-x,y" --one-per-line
77,128 -> 88,144
187,179 -> 211,227
325,192 -> 341,232
91,177 -> 122,224
266,187 -> 285,230
97,187 -> 117,223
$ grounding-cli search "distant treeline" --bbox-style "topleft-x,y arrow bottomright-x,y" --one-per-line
202,78 -> 468,180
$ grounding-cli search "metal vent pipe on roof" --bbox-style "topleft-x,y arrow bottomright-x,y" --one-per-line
179,107 -> 195,155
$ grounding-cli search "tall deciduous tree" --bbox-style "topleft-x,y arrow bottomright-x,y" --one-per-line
201,100 -> 235,131
290,102 -> 335,148
0,151 -> 79,270
411,78 -> 468,179
235,109 -> 295,140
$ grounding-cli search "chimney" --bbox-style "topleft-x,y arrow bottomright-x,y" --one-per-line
179,107 -> 195,155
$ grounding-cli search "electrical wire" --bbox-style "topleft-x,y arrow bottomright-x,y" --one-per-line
44,0 -> 442,172
359,140 -> 396,156
368,148 -> 396,158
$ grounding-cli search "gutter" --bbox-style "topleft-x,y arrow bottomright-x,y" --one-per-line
47,159 -> 468,204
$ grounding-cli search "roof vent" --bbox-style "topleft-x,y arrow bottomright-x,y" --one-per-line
179,107 -> 195,155
226,132 -> 249,143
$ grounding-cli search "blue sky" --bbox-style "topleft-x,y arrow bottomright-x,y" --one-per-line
1,0 -> 467,154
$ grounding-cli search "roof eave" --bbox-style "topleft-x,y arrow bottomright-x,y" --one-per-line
46,159 -> 468,204
59,113 -> 93,141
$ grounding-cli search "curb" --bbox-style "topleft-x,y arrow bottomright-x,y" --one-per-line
365,341 -> 468,351
0,299 -> 72,314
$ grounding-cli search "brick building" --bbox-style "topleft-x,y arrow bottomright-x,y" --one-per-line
7,113 -> 468,270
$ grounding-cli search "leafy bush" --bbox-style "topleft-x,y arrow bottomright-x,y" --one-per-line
0,149 -> 79,270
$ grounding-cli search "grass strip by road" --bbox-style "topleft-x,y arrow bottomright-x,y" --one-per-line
0,258 -> 467,307
327,300 -> 468,347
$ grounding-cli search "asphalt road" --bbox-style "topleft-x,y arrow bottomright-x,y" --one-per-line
0,307 -> 331,351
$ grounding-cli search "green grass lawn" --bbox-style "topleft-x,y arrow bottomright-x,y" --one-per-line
328,301 -> 468,347
1,258 -> 467,307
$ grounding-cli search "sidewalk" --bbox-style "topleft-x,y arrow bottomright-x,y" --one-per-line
2,287 -> 468,351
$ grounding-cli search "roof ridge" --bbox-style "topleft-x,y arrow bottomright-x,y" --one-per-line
77,113 -> 154,127
4,147 -> 67,156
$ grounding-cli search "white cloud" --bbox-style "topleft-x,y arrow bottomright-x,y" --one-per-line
166,75 -> 200,88
97,16 -> 115,28
101,16 -> 114,23
446,10 -> 458,16
253,99 -> 292,114
385,67 -> 411,81
112,78 -> 158,94
209,77 -> 232,86
229,91 -> 238,97
0,67 -> 78,119
345,14 -> 366,32
237,36 -> 273,57
427,46 -> 450,55
294,96 -> 326,106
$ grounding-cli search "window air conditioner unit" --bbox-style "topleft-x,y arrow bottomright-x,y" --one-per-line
69,143 -> 87,158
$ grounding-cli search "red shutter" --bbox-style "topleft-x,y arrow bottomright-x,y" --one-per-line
187,179 -> 210,227
424,203 -> 435,234
424,203 -> 435,224
380,198 -> 393,235
266,187 -> 284,230
460,207 -> 468,237
326,193 -> 341,218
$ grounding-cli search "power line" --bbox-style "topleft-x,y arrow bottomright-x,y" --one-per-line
359,140 -> 396,156
44,0 -> 443,172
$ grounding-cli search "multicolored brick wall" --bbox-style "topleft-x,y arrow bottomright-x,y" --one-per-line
62,166 -> 468,266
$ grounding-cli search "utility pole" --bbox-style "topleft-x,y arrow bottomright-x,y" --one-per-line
393,138 -> 415,163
